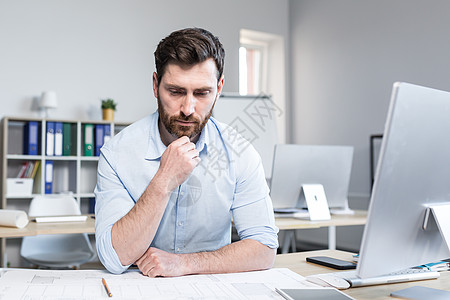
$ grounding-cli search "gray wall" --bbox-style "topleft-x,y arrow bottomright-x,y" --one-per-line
290,0 -> 450,202
0,0 -> 289,123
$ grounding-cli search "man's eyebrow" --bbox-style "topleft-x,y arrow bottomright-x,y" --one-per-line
194,87 -> 214,92
163,83 -> 185,90
163,83 -> 214,91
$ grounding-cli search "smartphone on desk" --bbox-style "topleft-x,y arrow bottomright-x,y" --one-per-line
306,256 -> 357,270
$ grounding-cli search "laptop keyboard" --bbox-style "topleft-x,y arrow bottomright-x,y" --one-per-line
337,267 -> 431,279
331,268 -> 439,287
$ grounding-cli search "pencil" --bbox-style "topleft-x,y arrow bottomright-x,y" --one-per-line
102,277 -> 112,297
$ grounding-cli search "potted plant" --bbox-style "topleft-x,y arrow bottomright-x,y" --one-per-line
101,98 -> 117,121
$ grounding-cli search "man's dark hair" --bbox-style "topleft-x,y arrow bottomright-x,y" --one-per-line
154,28 -> 225,85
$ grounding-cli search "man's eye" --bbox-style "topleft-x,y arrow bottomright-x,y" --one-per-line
169,90 -> 182,95
195,91 -> 210,96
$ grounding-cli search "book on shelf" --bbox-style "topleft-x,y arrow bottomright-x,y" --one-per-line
16,161 -> 40,179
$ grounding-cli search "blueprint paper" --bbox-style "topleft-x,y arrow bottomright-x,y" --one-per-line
0,267 -> 319,299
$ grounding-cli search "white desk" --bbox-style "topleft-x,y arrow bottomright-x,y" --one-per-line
275,210 -> 367,253
0,212 -> 367,266
0,215 -> 95,267
2,249 -> 447,299
274,249 -> 450,300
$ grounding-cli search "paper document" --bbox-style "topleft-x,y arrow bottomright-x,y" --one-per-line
33,215 -> 88,223
0,268 -> 320,299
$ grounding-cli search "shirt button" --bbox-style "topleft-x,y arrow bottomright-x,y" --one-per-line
176,248 -> 181,252
180,191 -> 184,196
178,221 -> 183,226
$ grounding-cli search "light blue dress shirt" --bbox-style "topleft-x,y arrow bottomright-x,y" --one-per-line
95,111 -> 279,274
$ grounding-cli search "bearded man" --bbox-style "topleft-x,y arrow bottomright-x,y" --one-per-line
95,28 -> 279,276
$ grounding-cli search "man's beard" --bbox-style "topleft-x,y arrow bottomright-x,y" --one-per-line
157,96 -> 215,139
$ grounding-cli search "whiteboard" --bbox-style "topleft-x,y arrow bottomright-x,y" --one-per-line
213,94 -> 281,178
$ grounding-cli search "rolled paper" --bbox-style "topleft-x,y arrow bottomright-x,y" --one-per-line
0,209 -> 29,228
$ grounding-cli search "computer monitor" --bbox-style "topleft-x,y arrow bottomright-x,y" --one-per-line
357,82 -> 450,278
269,144 -> 354,213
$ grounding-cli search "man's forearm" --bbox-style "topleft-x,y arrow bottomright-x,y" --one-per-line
110,136 -> 201,267
185,239 -> 276,275
111,176 -> 170,266
137,239 -> 276,277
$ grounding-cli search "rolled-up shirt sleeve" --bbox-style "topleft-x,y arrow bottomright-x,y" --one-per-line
231,146 -> 279,249
94,148 -> 134,274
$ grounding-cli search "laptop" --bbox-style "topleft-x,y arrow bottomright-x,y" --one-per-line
269,144 -> 354,213
306,268 -> 439,289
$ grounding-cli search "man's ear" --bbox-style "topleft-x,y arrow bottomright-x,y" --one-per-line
217,75 -> 225,97
152,72 -> 159,98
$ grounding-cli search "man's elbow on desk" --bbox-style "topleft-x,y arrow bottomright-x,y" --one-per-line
95,226 -> 134,274
96,240 -> 131,275
251,241 -> 277,270
223,239 -> 277,273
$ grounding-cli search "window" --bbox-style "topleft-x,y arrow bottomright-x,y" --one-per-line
239,29 -> 286,143
239,45 -> 265,95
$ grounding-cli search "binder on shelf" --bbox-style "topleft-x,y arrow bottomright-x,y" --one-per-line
23,121 -> 39,155
44,160 -> 53,194
54,122 -> 63,156
62,123 -> 72,156
84,124 -> 94,156
95,124 -> 104,156
103,124 -> 111,144
88,197 -> 96,214
46,122 -> 55,156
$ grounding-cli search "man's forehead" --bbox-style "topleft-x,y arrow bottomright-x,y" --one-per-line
161,59 -> 219,84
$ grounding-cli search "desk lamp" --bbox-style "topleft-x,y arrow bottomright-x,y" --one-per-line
40,91 -> 58,118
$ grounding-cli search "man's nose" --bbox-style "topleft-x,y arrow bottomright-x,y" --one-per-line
181,94 -> 195,116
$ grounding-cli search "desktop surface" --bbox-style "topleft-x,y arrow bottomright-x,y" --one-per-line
2,249 -> 446,299
274,249 -> 450,300
0,212 -> 367,238
275,210 -> 367,231
0,214 -> 95,238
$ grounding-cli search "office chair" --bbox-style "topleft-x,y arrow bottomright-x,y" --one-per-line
20,195 -> 95,269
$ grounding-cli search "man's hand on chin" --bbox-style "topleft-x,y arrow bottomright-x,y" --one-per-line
135,247 -> 189,278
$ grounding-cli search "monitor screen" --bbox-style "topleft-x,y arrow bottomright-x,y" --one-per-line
357,82 -> 450,278
269,144 -> 354,212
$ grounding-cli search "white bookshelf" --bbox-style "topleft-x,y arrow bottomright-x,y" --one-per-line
0,116 -> 129,209
0,116 -> 130,267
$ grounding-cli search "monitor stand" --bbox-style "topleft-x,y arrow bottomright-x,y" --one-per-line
299,184 -> 331,221
423,203 -> 450,251
330,200 -> 355,215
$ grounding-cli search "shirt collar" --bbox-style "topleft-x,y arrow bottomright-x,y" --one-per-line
145,111 -> 210,160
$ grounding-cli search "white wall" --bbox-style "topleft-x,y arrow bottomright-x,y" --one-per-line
0,0 -> 289,123
0,0 -> 289,267
9,0 -> 450,262
289,0 -> 450,202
